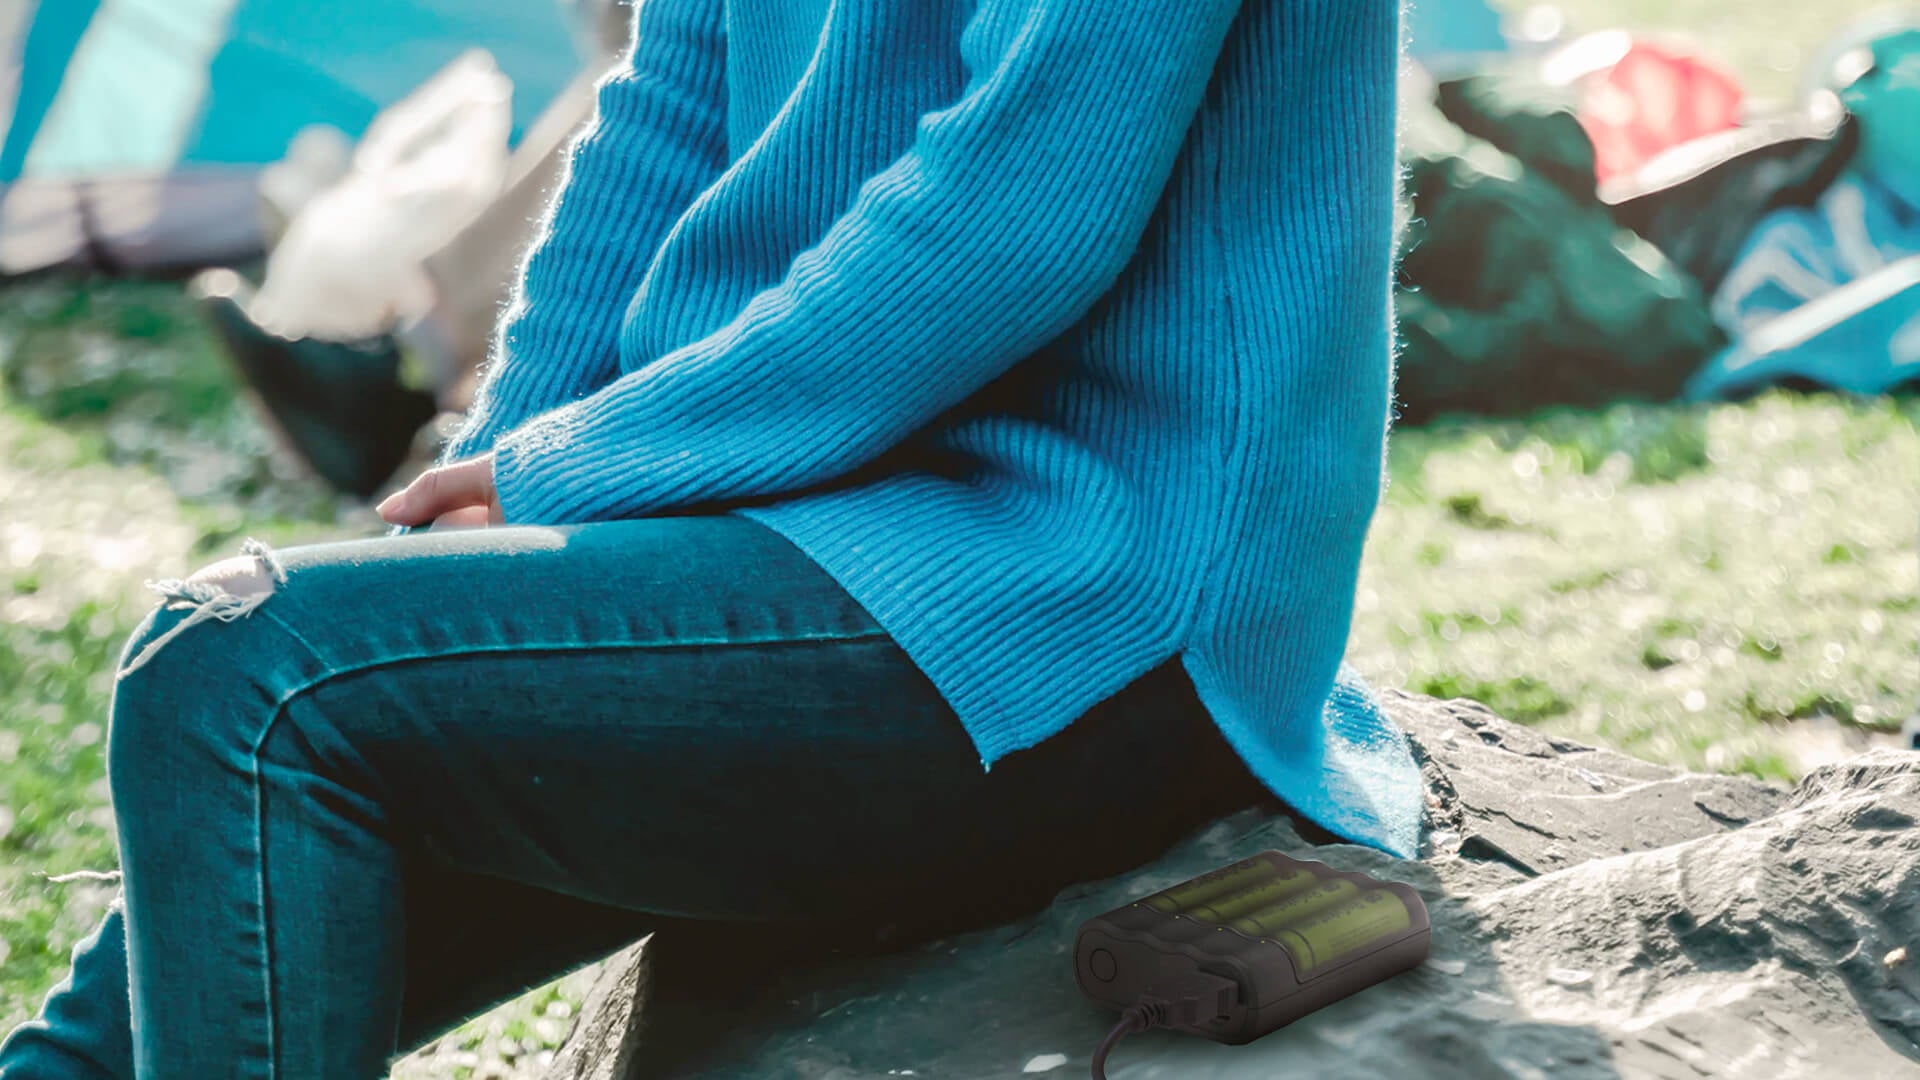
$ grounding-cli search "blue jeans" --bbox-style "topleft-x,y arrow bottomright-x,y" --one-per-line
0,515 -> 1269,1079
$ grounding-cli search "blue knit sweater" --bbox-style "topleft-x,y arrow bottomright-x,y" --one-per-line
439,0 -> 1423,857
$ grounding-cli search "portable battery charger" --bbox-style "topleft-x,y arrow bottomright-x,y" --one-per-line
1074,850 -> 1430,1077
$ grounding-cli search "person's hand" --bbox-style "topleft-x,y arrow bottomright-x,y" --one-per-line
376,453 -> 505,530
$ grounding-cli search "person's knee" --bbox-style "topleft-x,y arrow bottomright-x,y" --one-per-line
108,541 -> 291,802
113,539 -> 287,682
182,554 -> 278,601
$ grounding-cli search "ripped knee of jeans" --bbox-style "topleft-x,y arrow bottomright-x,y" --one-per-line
117,538 -> 288,678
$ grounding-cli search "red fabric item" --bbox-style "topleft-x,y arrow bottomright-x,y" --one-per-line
1580,42 -> 1744,183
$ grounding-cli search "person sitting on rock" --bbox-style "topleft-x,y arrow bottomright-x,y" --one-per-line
0,1 -> 1422,1075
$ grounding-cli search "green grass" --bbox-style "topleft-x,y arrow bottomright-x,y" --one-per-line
1349,396 -> 1919,778
2,2 -> 1917,1072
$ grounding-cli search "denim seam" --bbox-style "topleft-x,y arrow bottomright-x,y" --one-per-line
250,750 -> 278,1080
255,615 -> 899,670
248,616 -> 902,692
260,607 -> 329,674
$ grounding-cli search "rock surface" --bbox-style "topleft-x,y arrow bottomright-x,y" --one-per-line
544,693 -> 1920,1079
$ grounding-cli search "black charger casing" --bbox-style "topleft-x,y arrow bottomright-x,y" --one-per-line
1074,850 -> 1431,1045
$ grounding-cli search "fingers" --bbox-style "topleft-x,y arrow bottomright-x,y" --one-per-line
429,505 -> 494,531
377,456 -> 495,526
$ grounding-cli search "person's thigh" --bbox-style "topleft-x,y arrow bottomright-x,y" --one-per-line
103,514 -> 1268,1073
240,514 -> 1261,928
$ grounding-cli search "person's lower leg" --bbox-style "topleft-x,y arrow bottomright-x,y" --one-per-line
105,605 -> 415,1077
0,900 -> 134,1080
0,868 -> 665,1080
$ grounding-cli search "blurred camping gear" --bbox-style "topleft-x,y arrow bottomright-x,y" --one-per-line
1604,114 -> 1860,299
0,0 -> 584,278
1393,5 -> 1920,423
1690,22 -> 1920,400
180,0 -> 624,498
1393,70 -> 1725,424
187,60 -> 606,497
1558,34 -> 1746,184
194,269 -> 438,498
1691,254 -> 1920,402
248,51 -> 516,345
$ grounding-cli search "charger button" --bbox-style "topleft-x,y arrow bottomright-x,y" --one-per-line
1089,948 -> 1118,982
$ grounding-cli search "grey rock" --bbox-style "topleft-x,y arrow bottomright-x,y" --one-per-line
541,940 -> 648,1080
545,693 -> 1920,1079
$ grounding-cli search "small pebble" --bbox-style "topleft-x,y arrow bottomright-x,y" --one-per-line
1886,947 -> 1907,969
1573,767 -> 1606,791
1546,967 -> 1592,988
1023,1053 -> 1070,1073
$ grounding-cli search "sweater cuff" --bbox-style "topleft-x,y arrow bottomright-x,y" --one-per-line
489,400 -> 602,525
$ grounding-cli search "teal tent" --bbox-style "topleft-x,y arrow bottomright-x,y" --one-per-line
0,0 -> 586,276
1407,0 -> 1507,74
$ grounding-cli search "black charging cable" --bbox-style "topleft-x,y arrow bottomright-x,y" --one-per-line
1089,970 -> 1240,1079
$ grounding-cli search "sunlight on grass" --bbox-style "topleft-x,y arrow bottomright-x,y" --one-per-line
1351,394 -> 1920,778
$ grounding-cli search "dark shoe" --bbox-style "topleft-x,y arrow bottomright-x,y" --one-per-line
190,268 -> 439,498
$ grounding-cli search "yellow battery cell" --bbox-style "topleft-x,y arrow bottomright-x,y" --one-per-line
1141,857 -> 1285,914
1182,866 -> 1319,924
1227,879 -> 1359,937
1271,889 -> 1413,975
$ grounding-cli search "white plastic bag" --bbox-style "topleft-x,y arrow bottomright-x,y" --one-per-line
250,49 -> 513,342
255,125 -> 355,246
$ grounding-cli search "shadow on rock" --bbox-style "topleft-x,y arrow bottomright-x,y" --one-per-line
544,693 -> 1920,1080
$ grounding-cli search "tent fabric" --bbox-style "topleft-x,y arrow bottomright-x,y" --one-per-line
0,0 -> 100,183
0,0 -> 587,276
1406,0 -> 1507,74
1690,175 -> 1920,400
17,0 -> 242,184
3,0 -> 582,180
1689,254 -> 1920,401
0,172 -> 261,277
1605,114 -> 1858,299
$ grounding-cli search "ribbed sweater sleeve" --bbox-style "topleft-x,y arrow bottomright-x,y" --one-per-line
488,0 -> 1244,524
435,0 -> 730,464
